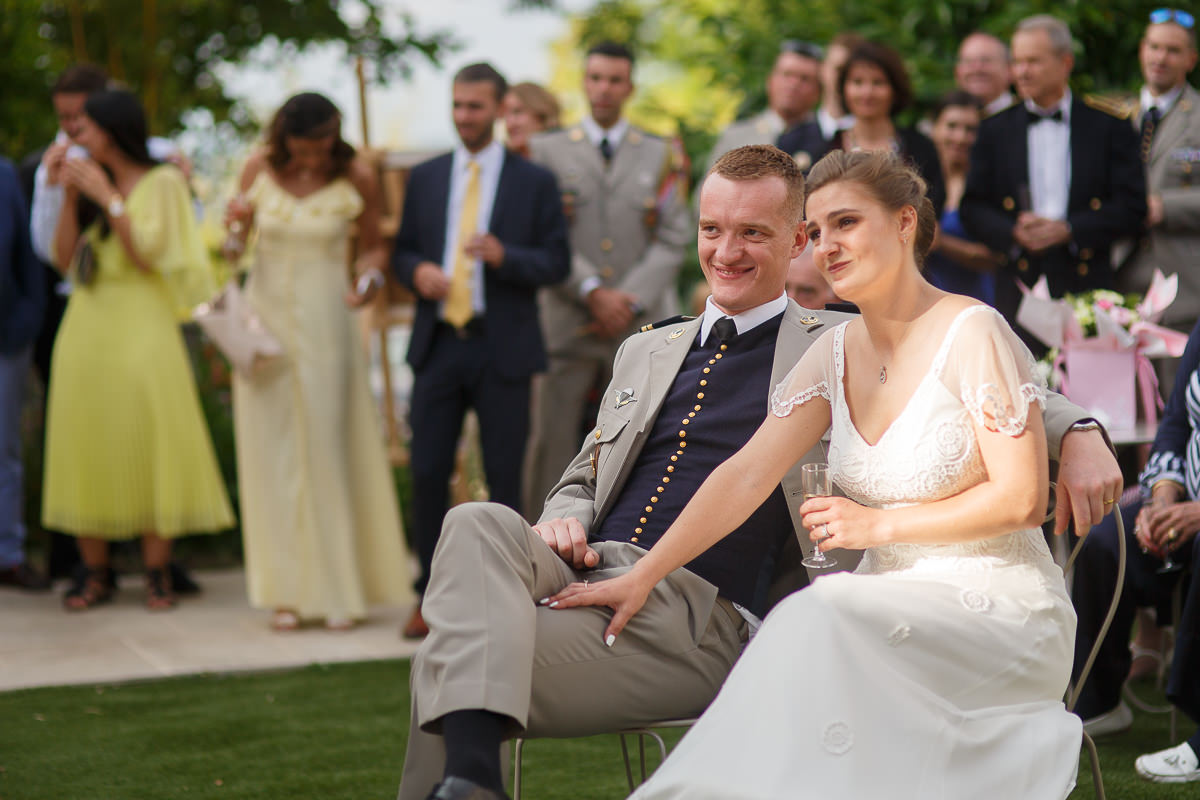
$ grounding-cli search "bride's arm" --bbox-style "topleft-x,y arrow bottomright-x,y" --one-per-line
802,407 -> 1047,550
545,393 -> 833,643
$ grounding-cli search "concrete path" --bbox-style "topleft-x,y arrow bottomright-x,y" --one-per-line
0,568 -> 421,692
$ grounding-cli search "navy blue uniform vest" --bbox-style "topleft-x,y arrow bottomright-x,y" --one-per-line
593,314 -> 795,616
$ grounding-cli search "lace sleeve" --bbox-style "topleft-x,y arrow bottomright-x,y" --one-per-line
770,326 -> 836,418
940,307 -> 1046,437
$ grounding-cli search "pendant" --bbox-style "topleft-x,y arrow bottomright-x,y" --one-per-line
879,366 -> 887,384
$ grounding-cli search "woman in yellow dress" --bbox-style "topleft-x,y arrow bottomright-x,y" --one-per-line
223,92 -> 410,631
45,89 -> 234,610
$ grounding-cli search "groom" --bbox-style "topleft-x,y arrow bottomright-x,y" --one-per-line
400,145 -> 1121,800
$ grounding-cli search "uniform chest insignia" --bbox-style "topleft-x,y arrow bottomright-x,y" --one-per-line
792,151 -> 812,171
799,313 -> 820,325
568,128 -> 585,142
669,327 -> 687,339
614,387 -> 637,408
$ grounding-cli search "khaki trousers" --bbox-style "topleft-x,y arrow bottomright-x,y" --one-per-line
397,502 -> 746,799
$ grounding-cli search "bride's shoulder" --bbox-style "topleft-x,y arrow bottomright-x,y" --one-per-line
941,299 -> 1007,338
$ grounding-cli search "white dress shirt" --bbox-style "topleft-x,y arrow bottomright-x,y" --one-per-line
984,91 -> 1016,117
816,107 -> 855,142
1140,83 -> 1184,119
699,293 -> 789,345
1026,90 -> 1072,220
440,139 -> 505,317
581,115 -> 630,152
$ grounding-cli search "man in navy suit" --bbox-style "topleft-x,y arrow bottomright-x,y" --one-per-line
391,62 -> 570,638
961,15 -> 1145,338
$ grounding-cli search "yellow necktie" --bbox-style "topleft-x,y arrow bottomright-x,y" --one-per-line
445,160 -> 480,328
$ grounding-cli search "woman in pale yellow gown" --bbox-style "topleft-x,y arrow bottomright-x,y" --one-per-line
224,93 -> 409,631
44,90 -> 233,611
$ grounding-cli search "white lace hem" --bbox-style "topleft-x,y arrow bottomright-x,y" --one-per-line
961,381 -> 1046,436
771,381 -> 831,418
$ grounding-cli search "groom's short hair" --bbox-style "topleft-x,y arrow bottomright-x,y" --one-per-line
709,145 -> 806,224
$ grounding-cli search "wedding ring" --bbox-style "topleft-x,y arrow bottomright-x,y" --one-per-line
1103,498 -> 1115,506
584,580 -> 589,587
1167,528 -> 1179,542
823,523 -> 831,539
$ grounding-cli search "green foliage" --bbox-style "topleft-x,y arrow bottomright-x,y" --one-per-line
0,0 -> 454,160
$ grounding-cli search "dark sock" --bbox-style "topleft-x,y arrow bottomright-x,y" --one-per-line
1187,728 -> 1200,755
441,709 -> 506,791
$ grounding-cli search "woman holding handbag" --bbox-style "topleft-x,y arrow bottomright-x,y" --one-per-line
222,92 -> 409,631
44,89 -> 234,610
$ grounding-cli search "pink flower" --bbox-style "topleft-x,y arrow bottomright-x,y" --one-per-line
1096,298 -> 1115,311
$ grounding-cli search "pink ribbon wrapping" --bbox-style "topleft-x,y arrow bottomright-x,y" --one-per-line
1136,351 -> 1163,425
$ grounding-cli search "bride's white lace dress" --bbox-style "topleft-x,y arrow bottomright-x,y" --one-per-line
631,305 -> 1081,800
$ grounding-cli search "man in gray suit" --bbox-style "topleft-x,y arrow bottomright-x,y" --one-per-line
399,145 -> 1122,800
705,39 -> 823,169
523,41 -> 692,517
1117,11 -> 1200,389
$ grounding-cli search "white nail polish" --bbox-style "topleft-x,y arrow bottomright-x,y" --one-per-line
605,634 -> 616,647
549,601 -> 559,608
538,598 -> 549,605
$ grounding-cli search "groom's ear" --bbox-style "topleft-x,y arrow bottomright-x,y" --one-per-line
791,223 -> 807,257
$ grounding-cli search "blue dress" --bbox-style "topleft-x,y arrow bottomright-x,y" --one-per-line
926,208 -> 995,305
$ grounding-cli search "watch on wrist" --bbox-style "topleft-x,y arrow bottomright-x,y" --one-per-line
106,194 -> 126,218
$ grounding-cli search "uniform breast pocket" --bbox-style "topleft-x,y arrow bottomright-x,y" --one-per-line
591,407 -> 633,478
1165,145 -> 1200,186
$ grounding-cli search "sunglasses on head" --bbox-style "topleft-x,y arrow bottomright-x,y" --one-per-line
780,39 -> 825,61
1150,8 -> 1196,29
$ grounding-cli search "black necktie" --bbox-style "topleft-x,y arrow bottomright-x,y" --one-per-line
1140,106 -> 1161,162
711,317 -> 737,346
1026,107 -> 1064,125
599,137 -> 613,164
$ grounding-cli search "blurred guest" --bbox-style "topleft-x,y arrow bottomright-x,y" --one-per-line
706,39 -> 823,169
391,63 -> 569,638
0,157 -> 48,591
24,64 -> 108,582
926,91 -> 999,303
1117,11 -> 1200,392
1069,316 -> 1200,786
961,15 -> 1145,337
812,32 -> 864,144
503,82 -> 560,158
43,90 -> 233,611
778,40 -> 945,214
785,243 -> 837,309
224,92 -> 410,631
524,41 -> 692,518
955,32 -> 1015,116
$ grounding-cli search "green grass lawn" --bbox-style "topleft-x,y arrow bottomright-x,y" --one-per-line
0,660 -> 1194,799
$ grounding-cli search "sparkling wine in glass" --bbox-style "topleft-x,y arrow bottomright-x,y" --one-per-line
800,462 -> 837,569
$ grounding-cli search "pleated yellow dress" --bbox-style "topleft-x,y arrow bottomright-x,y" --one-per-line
42,165 -> 235,537
233,172 -> 410,621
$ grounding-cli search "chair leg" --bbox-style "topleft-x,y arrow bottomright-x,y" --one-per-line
619,734 -> 636,792
1081,731 -> 1106,800
512,738 -> 524,800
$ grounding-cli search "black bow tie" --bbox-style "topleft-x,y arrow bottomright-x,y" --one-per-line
1027,107 -> 1064,124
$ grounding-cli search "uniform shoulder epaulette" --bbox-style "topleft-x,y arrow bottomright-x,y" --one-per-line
1083,93 -> 1137,120
639,315 -> 695,333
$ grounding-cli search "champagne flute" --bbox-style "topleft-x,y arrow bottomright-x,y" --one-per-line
800,462 -> 837,569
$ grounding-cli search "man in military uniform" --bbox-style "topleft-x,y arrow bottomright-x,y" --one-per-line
961,15 -> 1146,340
397,145 -> 1121,800
1117,10 -> 1200,390
523,41 -> 692,517
704,39 -> 823,170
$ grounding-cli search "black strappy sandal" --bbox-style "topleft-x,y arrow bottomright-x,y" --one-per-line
144,567 -> 177,610
62,566 -> 116,611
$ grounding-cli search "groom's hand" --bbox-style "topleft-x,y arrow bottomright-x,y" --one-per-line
533,517 -> 600,569
1055,428 -> 1123,537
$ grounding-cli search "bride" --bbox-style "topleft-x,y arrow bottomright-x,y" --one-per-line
547,149 -> 1081,798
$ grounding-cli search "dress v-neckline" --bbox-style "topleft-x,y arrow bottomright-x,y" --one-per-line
837,305 -> 989,448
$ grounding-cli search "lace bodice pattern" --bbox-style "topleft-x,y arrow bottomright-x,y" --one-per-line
771,305 -> 1056,578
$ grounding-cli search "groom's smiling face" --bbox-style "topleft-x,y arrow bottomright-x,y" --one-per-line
697,174 -> 807,316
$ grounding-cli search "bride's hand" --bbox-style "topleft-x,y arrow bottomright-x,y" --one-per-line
800,496 -> 883,551
540,570 -> 655,647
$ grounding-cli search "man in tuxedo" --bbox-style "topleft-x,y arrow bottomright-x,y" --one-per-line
1117,11 -> 1200,388
960,15 -> 1146,336
704,39 -> 823,170
955,32 -> 1015,117
391,62 -> 570,639
523,41 -> 692,518
397,144 -> 1121,800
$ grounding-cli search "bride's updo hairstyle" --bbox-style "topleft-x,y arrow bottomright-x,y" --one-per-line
805,150 -> 938,266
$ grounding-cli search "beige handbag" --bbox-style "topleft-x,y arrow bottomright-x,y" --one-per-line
192,280 -> 283,377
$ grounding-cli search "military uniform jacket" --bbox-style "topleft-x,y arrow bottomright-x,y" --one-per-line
1119,83 -> 1200,329
537,301 -> 1090,602
704,110 -> 788,172
529,123 -> 693,357
960,96 -> 1146,320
